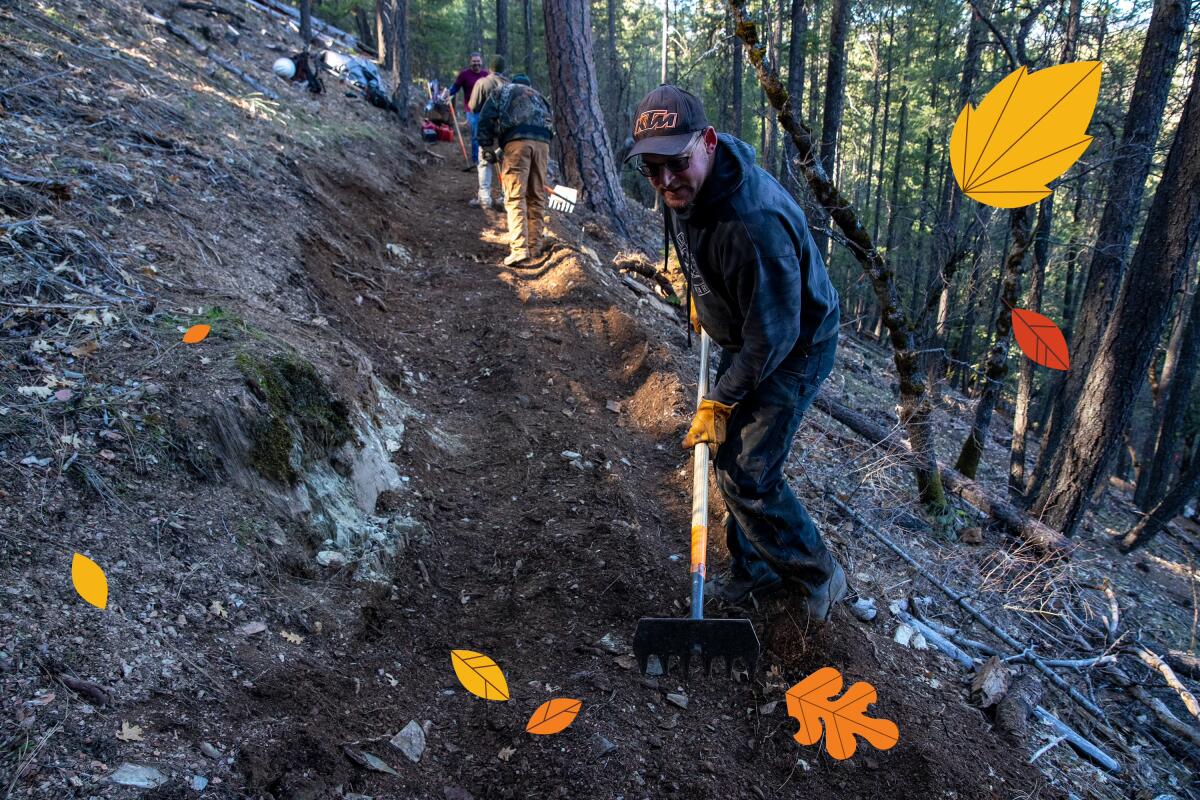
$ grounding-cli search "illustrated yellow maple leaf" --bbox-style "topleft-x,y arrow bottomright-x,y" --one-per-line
951,61 -> 1101,208
72,553 -> 108,610
450,649 -> 510,701
786,667 -> 899,760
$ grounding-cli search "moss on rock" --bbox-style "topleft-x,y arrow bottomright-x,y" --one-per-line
235,351 -> 352,484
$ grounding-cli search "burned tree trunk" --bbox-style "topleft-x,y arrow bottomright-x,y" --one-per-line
1029,0 -> 1191,499
812,0 -> 849,257
728,0 -> 947,513
1009,196 -> 1052,496
543,0 -> 628,235
496,0 -> 509,64
1030,54 -> 1200,537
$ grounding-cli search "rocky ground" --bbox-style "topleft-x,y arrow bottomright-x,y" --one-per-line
1,1 -> 1198,798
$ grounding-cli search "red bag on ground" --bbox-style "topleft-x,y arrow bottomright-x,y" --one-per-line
436,123 -> 454,142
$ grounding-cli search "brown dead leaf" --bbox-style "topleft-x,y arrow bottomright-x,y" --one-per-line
208,600 -> 227,619
116,721 -> 144,742
280,630 -> 304,644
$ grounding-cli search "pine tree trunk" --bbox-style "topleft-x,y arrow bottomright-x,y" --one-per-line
813,0 -> 849,258
787,0 -> 807,119
1029,0 -> 1191,499
300,0 -> 312,44
860,17 -> 882,216
1121,456 -> 1200,552
955,207 -> 1032,478
732,15 -> 744,140
496,0 -> 509,63
523,0 -> 533,76
1031,54 -> 1200,538
467,0 -> 483,53
375,0 -> 389,69
543,0 -> 628,233
871,9 -> 894,245
922,0 -> 989,375
387,0 -> 408,118
1137,272 -> 1200,510
1009,196 -> 1052,495
729,0 -> 948,513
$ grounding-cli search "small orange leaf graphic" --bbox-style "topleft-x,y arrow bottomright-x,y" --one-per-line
1011,308 -> 1070,370
786,667 -> 899,760
951,61 -> 1101,208
72,553 -> 108,609
526,698 -> 583,735
182,324 -> 211,344
450,650 -> 510,701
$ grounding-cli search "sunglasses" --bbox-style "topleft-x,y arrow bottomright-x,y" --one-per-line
635,133 -> 702,178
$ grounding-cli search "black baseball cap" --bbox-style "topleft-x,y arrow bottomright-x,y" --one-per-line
625,84 -> 709,162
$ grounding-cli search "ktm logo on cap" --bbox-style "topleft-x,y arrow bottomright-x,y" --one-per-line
634,109 -> 678,136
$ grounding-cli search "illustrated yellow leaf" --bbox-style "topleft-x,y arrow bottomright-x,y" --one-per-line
450,649 -> 510,701
182,324 -> 211,344
786,667 -> 899,760
525,698 -> 583,735
72,552 -> 108,609
116,721 -> 144,742
951,61 -> 1101,208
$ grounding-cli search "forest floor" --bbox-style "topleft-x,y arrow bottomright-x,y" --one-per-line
1,0 -> 1199,799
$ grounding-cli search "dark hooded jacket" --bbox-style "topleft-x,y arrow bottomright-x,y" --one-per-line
668,134 -> 839,405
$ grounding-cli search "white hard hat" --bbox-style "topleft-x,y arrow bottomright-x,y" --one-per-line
273,58 -> 296,79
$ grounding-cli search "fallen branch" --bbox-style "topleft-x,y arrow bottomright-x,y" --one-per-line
815,395 -> 1070,554
147,12 -> 280,100
890,600 -> 977,668
0,164 -> 75,199
828,494 -> 1103,721
1166,650 -> 1200,680
1131,644 -> 1200,720
1031,707 -> 1122,772
178,1 -> 245,22
1127,685 -> 1200,750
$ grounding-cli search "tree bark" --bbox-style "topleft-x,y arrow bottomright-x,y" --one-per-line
299,0 -> 312,43
955,206 -> 1032,478
1010,196 -> 1052,495
729,1 -> 948,513
1121,456 -> 1200,552
813,0 -> 849,258
387,0 -> 408,119
496,0 -> 509,63
523,0 -> 533,76
375,0 -> 389,69
787,0 -> 807,119
732,13 -> 744,140
467,0 -> 483,53
1029,0 -> 1191,499
543,0 -> 628,234
871,8 -> 894,246
1137,270 -> 1200,510
1031,54 -> 1200,538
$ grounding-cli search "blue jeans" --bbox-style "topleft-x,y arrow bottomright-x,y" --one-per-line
714,334 -> 839,594
466,110 -> 480,164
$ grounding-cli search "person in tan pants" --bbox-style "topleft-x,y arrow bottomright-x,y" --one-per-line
477,74 -> 555,266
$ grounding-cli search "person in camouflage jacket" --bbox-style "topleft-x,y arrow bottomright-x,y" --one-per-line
477,75 -> 555,266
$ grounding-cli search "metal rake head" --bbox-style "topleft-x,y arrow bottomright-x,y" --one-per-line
632,617 -> 759,681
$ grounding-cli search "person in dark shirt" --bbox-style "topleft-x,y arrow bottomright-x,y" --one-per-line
625,84 -> 848,623
446,52 -> 489,166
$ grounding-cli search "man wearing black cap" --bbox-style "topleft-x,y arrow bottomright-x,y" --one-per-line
625,84 -> 847,623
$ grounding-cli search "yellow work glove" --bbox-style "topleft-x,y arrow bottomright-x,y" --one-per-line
682,398 -> 736,449
689,296 -> 701,334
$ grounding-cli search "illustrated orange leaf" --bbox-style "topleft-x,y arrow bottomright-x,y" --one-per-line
450,649 -> 510,701
950,61 -> 1101,208
525,698 -> 582,735
786,667 -> 899,760
72,552 -> 108,609
1011,308 -> 1070,370
182,324 -> 211,344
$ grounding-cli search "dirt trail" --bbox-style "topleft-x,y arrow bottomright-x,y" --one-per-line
194,157 -> 1060,799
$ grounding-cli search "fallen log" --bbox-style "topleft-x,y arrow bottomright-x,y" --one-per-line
814,394 -> 1071,554
147,12 -> 280,100
242,0 -> 362,53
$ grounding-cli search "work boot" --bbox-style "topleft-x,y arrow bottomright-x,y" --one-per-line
804,561 -> 849,625
491,197 -> 505,212
503,251 -> 529,267
468,197 -> 483,208
704,572 -> 783,607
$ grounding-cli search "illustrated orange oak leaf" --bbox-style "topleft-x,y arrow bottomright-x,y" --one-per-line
526,698 -> 582,735
785,667 -> 899,760
951,61 -> 1101,208
182,324 -> 211,344
72,553 -> 108,609
450,650 -> 510,701
1011,308 -> 1070,370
